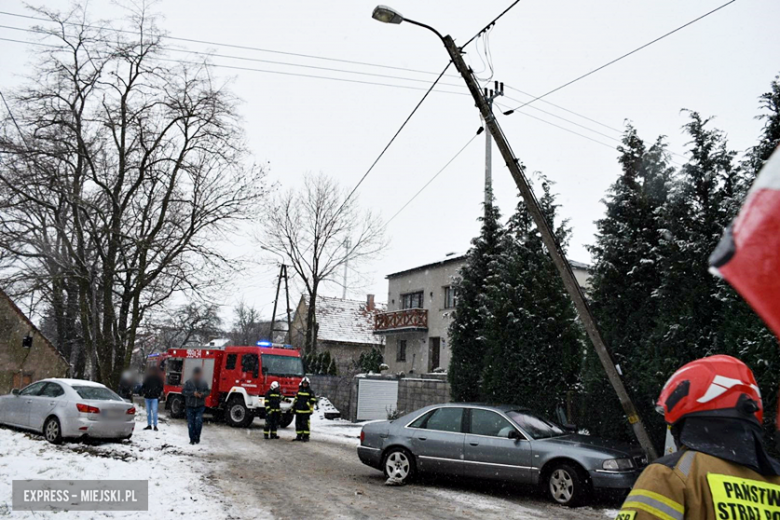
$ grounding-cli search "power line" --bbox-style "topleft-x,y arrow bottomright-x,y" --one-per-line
0,10 -> 450,78
463,0 -> 524,48
0,24 -> 470,96
0,23 -> 471,90
504,0 -> 738,113
387,133 -> 479,224
0,30 -> 469,96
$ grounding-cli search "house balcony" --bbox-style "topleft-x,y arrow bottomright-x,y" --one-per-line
373,308 -> 428,334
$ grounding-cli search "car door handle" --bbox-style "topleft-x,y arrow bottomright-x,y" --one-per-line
418,437 -> 427,441
469,442 -> 479,446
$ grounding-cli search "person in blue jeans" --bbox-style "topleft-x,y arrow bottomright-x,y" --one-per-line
140,366 -> 164,431
182,367 -> 210,445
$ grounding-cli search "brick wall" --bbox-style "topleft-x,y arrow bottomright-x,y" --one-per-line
307,373 -> 450,423
307,374 -> 357,422
0,292 -> 69,394
396,377 -> 450,417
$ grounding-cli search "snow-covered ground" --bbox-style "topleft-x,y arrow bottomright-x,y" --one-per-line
0,410 -> 232,519
309,409 -> 367,446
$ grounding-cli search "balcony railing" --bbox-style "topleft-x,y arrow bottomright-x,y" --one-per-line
374,308 -> 428,333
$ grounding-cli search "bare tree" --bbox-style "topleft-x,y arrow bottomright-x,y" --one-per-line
0,3 -> 266,386
228,301 -> 271,346
261,173 -> 386,353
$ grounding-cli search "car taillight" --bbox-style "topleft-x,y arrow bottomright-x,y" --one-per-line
126,407 -> 136,415
76,403 -> 100,414
360,430 -> 365,445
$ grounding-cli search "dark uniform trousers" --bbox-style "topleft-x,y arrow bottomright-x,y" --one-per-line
264,389 -> 281,439
293,388 -> 316,440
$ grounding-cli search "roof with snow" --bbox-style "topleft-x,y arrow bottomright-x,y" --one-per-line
315,296 -> 386,346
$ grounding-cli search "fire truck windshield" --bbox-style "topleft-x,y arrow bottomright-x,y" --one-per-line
261,354 -> 305,377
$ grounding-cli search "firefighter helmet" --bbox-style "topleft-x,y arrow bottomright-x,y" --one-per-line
270,381 -> 279,390
300,377 -> 310,386
657,355 -> 763,425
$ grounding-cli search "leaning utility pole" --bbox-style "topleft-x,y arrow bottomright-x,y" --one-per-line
441,36 -> 658,459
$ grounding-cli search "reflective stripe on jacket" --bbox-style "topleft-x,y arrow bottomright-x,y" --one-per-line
293,388 -> 316,413
265,389 -> 281,413
616,450 -> 780,520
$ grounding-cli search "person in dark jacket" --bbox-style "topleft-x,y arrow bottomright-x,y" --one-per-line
292,377 -> 316,442
182,367 -> 210,445
117,372 -> 134,401
264,381 -> 281,440
141,366 -> 164,431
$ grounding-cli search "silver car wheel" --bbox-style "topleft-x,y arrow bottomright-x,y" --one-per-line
230,405 -> 246,423
385,451 -> 410,480
45,419 -> 60,443
549,468 -> 574,504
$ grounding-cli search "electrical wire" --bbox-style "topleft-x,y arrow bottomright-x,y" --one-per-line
387,133 -> 479,224
0,9 -> 450,78
0,24 -> 470,95
503,0 -> 738,113
462,0 -> 524,48
336,61 -> 453,218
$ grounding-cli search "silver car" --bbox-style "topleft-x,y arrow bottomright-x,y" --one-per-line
357,403 -> 645,507
0,378 -> 136,444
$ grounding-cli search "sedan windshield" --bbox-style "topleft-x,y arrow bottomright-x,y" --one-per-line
261,354 -> 304,377
72,385 -> 123,401
507,411 -> 565,439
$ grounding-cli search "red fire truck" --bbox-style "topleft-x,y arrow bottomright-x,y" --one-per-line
162,342 -> 304,428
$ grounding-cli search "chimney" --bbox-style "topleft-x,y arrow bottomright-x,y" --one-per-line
366,294 -> 375,312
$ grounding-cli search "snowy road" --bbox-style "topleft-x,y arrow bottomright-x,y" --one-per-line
0,406 -> 622,519
199,413 -> 621,520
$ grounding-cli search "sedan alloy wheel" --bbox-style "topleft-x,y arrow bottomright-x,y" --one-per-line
384,450 -> 412,481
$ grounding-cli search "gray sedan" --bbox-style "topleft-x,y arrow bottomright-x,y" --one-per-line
357,403 -> 645,506
0,378 -> 136,444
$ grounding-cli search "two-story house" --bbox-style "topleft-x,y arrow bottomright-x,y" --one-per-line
374,252 -> 591,376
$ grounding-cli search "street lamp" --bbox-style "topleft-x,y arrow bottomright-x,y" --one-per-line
371,5 -> 445,40
371,5 -> 403,24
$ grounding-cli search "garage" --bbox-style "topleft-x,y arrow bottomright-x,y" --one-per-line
356,378 -> 398,421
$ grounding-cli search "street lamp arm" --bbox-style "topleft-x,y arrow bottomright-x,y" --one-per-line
402,17 -> 446,42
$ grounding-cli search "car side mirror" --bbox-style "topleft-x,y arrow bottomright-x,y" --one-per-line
262,366 -> 268,375
563,423 -> 577,433
12,389 -> 20,396
508,430 -> 521,440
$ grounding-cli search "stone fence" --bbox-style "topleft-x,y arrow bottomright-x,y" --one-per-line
308,373 -> 450,423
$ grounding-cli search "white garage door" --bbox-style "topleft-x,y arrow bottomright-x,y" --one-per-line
357,379 -> 399,421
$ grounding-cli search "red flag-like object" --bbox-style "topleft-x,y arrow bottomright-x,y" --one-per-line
710,146 -> 780,338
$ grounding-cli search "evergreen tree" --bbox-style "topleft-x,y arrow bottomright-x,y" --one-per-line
448,198 -> 506,402
581,125 -> 673,441
745,75 -> 780,176
480,177 -> 584,416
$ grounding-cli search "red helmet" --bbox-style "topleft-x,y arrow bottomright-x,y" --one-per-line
657,355 -> 763,425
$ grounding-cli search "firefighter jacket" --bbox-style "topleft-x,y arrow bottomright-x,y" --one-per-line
292,387 -> 316,414
615,449 -> 780,520
265,388 -> 281,413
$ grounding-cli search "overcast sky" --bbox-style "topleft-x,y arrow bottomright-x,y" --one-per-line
2,0 -> 778,325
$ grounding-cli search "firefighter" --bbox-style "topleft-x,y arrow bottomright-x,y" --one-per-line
292,377 -> 317,442
615,355 -> 780,520
264,381 -> 281,440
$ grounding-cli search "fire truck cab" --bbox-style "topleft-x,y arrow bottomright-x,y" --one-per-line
162,342 -> 304,428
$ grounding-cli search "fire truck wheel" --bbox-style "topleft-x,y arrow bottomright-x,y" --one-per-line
279,413 -> 294,429
168,395 -> 185,419
226,398 -> 253,428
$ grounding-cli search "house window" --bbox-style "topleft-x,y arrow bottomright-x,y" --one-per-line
401,291 -> 423,309
397,340 -> 407,362
443,286 -> 458,309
